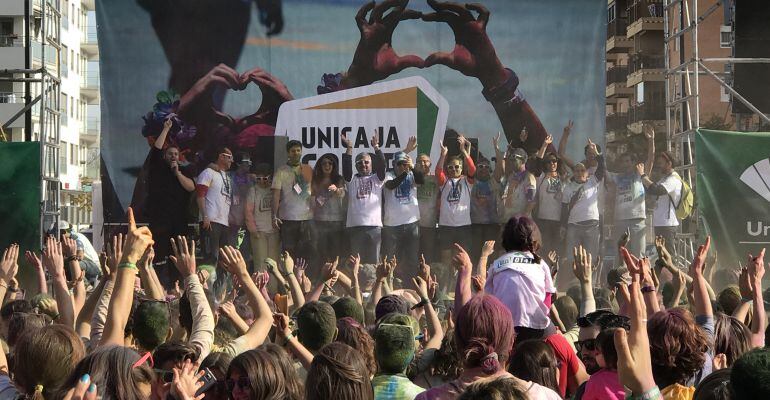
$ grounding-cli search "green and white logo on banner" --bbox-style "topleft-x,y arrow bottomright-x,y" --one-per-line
696,129 -> 770,263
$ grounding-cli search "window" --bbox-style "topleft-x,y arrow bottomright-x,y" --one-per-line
608,2 -> 616,23
720,25 -> 732,48
636,82 -> 645,104
70,96 -> 74,118
62,45 -> 68,67
70,50 -> 74,70
61,93 -> 67,114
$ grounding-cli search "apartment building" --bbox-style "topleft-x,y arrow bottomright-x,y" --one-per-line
0,0 -> 99,229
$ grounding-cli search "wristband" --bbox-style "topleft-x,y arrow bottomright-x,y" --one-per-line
65,255 -> 78,263
641,174 -> 648,179
741,297 -> 753,303
118,262 -> 138,270
641,285 -> 656,293
411,298 -> 429,310
481,68 -> 521,104
628,386 -> 661,400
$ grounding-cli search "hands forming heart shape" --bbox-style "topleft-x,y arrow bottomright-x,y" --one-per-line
343,0 -> 508,89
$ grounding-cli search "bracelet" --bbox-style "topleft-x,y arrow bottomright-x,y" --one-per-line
481,68 -> 520,104
118,262 -> 138,270
283,332 -> 294,346
641,285 -> 656,293
628,386 -> 661,400
741,297 -> 754,303
411,298 -> 430,310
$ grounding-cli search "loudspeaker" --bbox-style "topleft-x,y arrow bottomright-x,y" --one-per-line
732,2 -> 770,114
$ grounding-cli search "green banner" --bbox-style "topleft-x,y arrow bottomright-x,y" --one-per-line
696,129 -> 770,263
0,141 -> 41,289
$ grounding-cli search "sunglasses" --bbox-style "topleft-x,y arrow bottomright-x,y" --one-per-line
574,338 -> 598,354
132,351 -> 154,369
255,176 -> 271,181
447,165 -> 462,170
226,377 -> 250,391
220,153 -> 233,160
154,369 -> 175,383
477,164 -> 491,169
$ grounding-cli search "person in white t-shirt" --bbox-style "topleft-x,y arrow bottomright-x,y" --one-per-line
640,150 -> 682,257
530,134 -> 566,259
383,146 -> 423,279
196,147 -> 234,267
416,153 -> 440,263
559,140 -> 605,291
272,140 -> 315,262
342,132 -> 386,264
605,125 -> 654,258
245,163 -> 279,274
437,135 -> 476,263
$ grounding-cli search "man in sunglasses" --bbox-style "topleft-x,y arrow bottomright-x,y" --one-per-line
382,148 -> 423,279
497,144 -> 537,222
147,118 -> 196,288
342,132 -> 387,264
196,147 -> 234,275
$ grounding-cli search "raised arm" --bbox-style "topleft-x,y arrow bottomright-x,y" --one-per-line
137,247 -> 165,301
219,246 -> 273,349
171,236 -> 215,359
643,125 -> 655,176
372,139 -> 386,181
76,276 -> 109,339
492,132 -> 505,182
573,245 -> 596,317
435,141 -> 448,186
557,120 -> 576,169
748,249 -> 766,347
154,118 -> 173,150
413,276 -> 444,350
42,237 -> 75,328
274,313 -> 315,369
453,244 -> 474,313
24,251 -> 47,295
100,208 -> 154,346
0,245 -> 19,310
688,237 -> 713,319
281,252 -> 306,309
342,133 -> 353,182
348,254 -> 363,306
62,236 -> 86,316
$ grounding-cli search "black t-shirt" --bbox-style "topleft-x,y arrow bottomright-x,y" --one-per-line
147,147 -> 191,223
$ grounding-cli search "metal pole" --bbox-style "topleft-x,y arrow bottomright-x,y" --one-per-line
664,0 -> 672,152
699,61 -> 770,125
24,0 -> 31,141
693,0 -> 700,129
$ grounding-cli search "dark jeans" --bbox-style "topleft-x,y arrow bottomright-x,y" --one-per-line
348,226 -> 381,264
201,222 -> 233,293
419,226 -> 438,264
536,218 -> 561,261
150,219 -> 190,289
382,222 -> 420,280
471,223 -> 501,262
315,220 -> 345,263
439,225 -> 472,261
280,220 -> 316,262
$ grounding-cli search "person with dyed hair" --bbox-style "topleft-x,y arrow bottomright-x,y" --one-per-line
415,294 -> 560,400
372,323 -> 424,400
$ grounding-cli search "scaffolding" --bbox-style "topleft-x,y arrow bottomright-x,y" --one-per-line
663,0 -> 770,263
0,0 -> 62,245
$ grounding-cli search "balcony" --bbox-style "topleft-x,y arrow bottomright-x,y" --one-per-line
626,1 -> 664,37
627,54 -> 665,86
80,70 -> 100,101
607,18 -> 632,53
81,24 -> 98,57
0,92 -> 27,128
628,102 -> 665,125
81,117 -> 99,143
606,112 -> 629,132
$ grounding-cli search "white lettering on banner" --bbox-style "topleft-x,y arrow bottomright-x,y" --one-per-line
275,76 -> 449,171
747,221 -> 770,237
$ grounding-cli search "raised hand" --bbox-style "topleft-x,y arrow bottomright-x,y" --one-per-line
481,240 -> 496,258
241,68 -> 294,122
24,250 -> 42,272
218,246 -> 248,276
106,233 -> 124,277
563,120 -> 574,136
294,257 -> 308,281
321,257 -> 340,282
344,0 -> 423,88
170,236 -> 196,277
586,138 -> 599,157
62,236 -> 78,258
492,131 -> 501,150
62,374 -> 98,400
412,276 -> 430,300
422,0 -> 505,87
439,140 -> 448,157
0,244 -> 19,283
471,275 -> 485,292
370,131 -> 380,150
43,237 -> 66,280
614,270 -> 656,396
635,163 -> 645,177
572,245 -> 592,284
418,253 -> 431,282
171,359 -> 205,400
404,135 -> 418,153
654,235 -> 673,268
452,243 -> 472,274
121,208 -> 154,265
273,313 -> 292,338
544,134 -> 553,146
748,248 -> 766,286
341,132 -> 353,149
348,253 -> 361,278
281,251 -> 295,276
643,124 -> 654,141
689,236 -> 711,277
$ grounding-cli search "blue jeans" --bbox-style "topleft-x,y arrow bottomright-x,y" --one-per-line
615,218 -> 647,258
348,226 -> 381,264
382,222 -> 420,279
559,220 -> 600,291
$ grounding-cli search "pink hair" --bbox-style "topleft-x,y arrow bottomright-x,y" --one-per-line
455,294 -> 515,374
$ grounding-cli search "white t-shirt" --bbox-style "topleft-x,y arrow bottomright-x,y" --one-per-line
71,232 -> 99,264
346,174 -> 384,227
485,251 -> 556,329
197,167 -> 231,226
499,171 -> 537,222
247,185 -> 274,233
383,172 -> 420,227
417,175 -> 439,228
608,172 -> 646,220
653,173 -> 683,227
439,177 -> 472,227
561,176 -> 601,224
536,175 -> 563,222
271,165 -> 312,221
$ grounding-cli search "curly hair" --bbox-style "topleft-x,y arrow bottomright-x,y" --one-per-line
647,308 -> 709,388
410,329 -> 462,381
335,317 -> 377,376
714,312 -> 751,366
